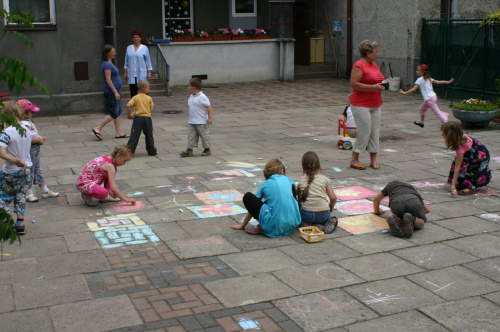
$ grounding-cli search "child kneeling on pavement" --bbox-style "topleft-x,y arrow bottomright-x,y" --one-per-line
373,180 -> 430,238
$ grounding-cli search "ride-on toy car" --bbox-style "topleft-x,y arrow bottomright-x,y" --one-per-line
337,118 -> 356,150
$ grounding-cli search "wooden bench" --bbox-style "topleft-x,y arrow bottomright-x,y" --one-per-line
0,93 -> 10,101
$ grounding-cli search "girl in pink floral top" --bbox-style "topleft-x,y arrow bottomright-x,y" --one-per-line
76,145 -> 136,206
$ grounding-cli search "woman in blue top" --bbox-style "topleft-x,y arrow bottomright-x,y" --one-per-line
124,30 -> 152,98
92,45 -> 129,140
230,159 -> 301,238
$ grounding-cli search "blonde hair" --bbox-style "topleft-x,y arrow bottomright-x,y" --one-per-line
111,144 -> 133,159
137,80 -> 149,91
263,158 -> 285,180
441,122 -> 467,151
298,151 -> 321,204
359,40 -> 378,57
1,101 -> 24,125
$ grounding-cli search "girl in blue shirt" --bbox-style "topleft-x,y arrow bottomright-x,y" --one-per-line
230,159 -> 301,238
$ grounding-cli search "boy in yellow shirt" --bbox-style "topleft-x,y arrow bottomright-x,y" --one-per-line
126,80 -> 157,156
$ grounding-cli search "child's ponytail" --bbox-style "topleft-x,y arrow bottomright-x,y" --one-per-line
298,151 -> 321,204
421,64 -> 431,80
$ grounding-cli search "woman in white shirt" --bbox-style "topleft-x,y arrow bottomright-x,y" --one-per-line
124,30 -> 153,98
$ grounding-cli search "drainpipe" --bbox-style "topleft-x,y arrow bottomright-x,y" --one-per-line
347,0 -> 352,76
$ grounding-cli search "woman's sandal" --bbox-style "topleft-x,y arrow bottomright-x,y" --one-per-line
370,162 -> 380,170
457,188 -> 476,196
350,161 -> 366,170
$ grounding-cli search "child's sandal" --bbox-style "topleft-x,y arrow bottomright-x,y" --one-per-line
451,189 -> 457,196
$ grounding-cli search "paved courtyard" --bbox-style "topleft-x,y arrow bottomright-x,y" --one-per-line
1,79 -> 500,331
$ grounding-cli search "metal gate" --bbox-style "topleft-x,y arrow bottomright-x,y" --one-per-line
422,18 -> 500,102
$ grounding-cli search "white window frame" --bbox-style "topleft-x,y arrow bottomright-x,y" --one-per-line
232,0 -> 257,17
4,0 -> 56,25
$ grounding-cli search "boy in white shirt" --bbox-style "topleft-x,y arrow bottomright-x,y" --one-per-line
180,77 -> 213,157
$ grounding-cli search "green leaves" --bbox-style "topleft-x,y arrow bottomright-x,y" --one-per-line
0,56 -> 51,96
0,209 -> 20,245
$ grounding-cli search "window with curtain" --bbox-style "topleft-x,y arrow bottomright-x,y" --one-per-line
4,0 -> 56,24
164,0 -> 192,38
233,0 -> 257,17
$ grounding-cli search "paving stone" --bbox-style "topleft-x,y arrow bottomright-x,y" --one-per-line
222,229 -> 299,251
335,232 -> 414,255
465,256 -> 500,283
102,243 -> 178,269
0,257 -> 39,285
344,277 -> 445,315
420,296 -> 500,331
431,200 -> 486,218
215,310 -> 282,332
336,253 -> 424,281
37,250 -> 111,278
277,239 -> 360,265
444,233 -> 500,259
484,291 -> 500,305
272,262 -> 364,293
151,223 -> 192,241
220,248 -> 301,275
167,236 -> 240,259
64,232 -> 101,252
14,275 -> 92,310
2,236 -> 68,260
50,294 -> 142,332
0,307 -> 55,331
177,216 -> 238,238
407,265 -> 500,301
0,284 -> 14,313
406,222 -> 462,245
462,195 -> 500,213
392,243 -> 479,270
205,273 -> 298,308
274,289 -> 378,331
344,310 -> 448,332
434,215 -> 500,235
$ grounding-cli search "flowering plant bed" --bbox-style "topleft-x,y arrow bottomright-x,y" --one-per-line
450,98 -> 497,112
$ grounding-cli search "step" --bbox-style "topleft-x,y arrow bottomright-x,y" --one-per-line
295,64 -> 336,74
120,89 -> 167,99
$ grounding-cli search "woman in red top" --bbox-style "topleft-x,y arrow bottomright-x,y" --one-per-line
349,40 -> 387,170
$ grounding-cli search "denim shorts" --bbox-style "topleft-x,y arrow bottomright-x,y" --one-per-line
104,92 -> 122,119
300,209 -> 331,225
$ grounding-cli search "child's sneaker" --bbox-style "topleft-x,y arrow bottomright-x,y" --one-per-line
323,216 -> 338,234
402,213 -> 415,238
42,190 -> 59,199
180,149 -> 193,157
81,193 -> 98,207
413,121 -> 425,128
385,215 -> 404,237
26,193 -> 39,202
201,148 -> 211,156
14,225 -> 26,236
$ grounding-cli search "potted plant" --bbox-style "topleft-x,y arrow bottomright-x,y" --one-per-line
171,29 -> 193,42
451,98 -> 499,128
231,28 -> 251,40
212,28 -> 231,41
251,28 -> 270,40
193,31 -> 212,42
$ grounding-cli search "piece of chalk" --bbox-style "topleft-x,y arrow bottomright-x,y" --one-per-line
381,229 -> 389,233
161,218 -> 165,221
257,158 -> 263,160
32,220 -> 36,223
216,162 -> 221,165
179,209 -> 183,213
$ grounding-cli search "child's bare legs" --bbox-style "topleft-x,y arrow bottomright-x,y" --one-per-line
414,217 -> 425,229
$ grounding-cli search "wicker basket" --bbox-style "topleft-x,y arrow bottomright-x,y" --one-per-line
299,226 -> 324,243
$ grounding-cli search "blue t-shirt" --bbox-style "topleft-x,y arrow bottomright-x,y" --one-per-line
256,174 -> 301,238
101,61 -> 122,94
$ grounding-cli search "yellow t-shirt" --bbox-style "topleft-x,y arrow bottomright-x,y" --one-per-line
129,93 -> 153,117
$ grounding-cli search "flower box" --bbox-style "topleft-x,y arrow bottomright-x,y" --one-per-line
452,108 -> 498,129
172,36 -> 192,42
212,35 -> 231,41
193,37 -> 213,42
252,35 -> 270,40
231,35 -> 251,40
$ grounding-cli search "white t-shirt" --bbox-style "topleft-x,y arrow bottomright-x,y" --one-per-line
0,125 -> 33,173
345,106 -> 356,128
21,120 -> 40,138
188,91 -> 211,124
415,77 -> 436,101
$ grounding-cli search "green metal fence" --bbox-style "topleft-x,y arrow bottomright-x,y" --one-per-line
422,18 -> 500,102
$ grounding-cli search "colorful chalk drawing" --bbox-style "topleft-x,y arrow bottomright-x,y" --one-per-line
479,213 -> 500,222
86,213 -> 145,231
383,149 -> 397,152
171,184 -> 196,194
149,195 -> 193,209
490,156 -> 500,163
286,293 -> 354,313
177,175 -> 204,182
93,225 -> 159,249
187,203 -> 247,218
409,181 -> 445,188
335,199 -> 389,216
365,289 -> 403,305
338,214 -> 389,235
304,131 -> 324,136
126,191 -> 144,197
111,201 -> 146,213
226,161 -> 263,168
208,169 -> 256,180
194,190 -> 243,204
333,186 -> 378,201
238,318 -> 261,330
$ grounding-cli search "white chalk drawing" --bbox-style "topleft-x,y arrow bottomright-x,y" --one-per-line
479,213 -> 500,222
365,289 -> 403,304
426,280 -> 455,292
315,266 -> 354,282
286,293 -> 354,313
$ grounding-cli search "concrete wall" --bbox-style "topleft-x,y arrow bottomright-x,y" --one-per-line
0,1 -> 107,115
159,39 -> 294,86
115,0 -> 163,69
194,0 -> 229,32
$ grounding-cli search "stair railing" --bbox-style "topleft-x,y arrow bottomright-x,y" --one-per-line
148,44 -> 171,96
